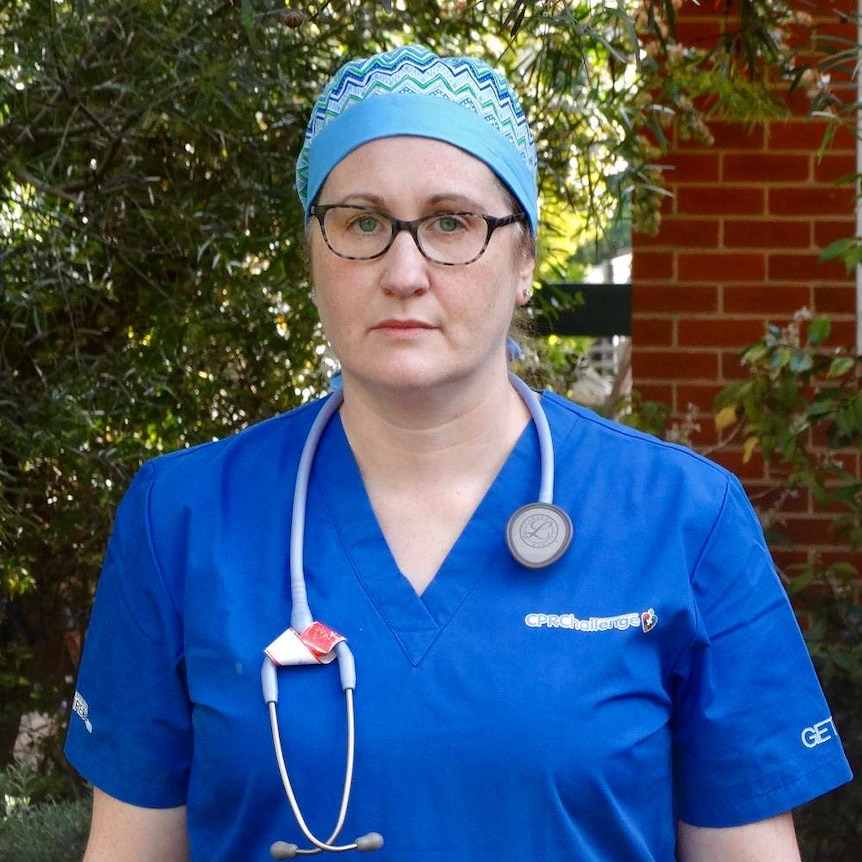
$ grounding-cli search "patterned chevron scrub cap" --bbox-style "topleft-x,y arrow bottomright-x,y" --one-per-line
296,44 -> 538,234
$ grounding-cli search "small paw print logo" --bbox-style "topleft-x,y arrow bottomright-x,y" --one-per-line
641,608 -> 658,633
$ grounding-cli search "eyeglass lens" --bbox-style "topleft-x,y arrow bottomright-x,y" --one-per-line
318,206 -> 493,265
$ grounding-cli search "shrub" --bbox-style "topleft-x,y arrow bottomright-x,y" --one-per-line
714,312 -> 862,859
0,762 -> 90,860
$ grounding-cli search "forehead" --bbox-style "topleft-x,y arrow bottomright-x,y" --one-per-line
319,136 -> 508,205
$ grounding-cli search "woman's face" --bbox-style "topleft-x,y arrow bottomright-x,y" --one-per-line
309,136 -> 535,399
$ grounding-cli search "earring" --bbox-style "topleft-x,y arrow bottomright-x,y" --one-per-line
522,287 -> 533,303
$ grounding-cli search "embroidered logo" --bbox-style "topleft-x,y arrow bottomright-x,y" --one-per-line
801,716 -> 836,749
525,609 -> 659,634
72,691 -> 93,733
641,608 -> 658,633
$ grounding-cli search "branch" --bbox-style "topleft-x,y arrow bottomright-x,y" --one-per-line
10,165 -> 82,205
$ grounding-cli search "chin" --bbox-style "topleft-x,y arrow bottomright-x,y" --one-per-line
346,362 -> 464,394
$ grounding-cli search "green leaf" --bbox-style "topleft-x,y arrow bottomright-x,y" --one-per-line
807,316 -> 831,347
819,236 -> 862,272
819,236 -> 857,262
770,346 -> 792,369
742,342 -> 770,365
789,351 -> 814,373
239,0 -> 259,50
827,356 -> 856,379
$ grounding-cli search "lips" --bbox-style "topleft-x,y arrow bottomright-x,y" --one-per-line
372,319 -> 435,333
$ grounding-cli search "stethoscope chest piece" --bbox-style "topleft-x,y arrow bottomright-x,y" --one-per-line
506,502 -> 573,569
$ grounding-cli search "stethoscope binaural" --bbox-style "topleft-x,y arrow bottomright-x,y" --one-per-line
261,374 -> 572,858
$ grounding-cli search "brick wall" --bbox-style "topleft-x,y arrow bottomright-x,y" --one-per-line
630,0 -> 858,570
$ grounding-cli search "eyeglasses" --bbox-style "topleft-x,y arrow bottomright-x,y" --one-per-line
310,204 -> 527,266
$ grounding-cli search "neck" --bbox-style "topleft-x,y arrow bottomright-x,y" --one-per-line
338,367 -> 530,481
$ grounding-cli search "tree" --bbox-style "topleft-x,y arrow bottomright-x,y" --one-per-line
1,0 -> 806,772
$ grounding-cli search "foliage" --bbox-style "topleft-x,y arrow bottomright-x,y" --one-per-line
715,312 -> 862,551
0,0 -> 812,773
0,762 -> 89,861
713,314 -> 862,861
1,0 -> 322,770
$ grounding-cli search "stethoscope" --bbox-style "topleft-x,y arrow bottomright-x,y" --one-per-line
261,373 -> 572,858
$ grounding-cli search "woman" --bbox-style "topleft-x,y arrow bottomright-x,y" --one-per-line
66,45 -> 851,861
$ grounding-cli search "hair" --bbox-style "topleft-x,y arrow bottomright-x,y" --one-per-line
497,181 -> 537,263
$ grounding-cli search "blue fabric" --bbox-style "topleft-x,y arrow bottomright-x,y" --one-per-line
296,45 -> 538,233
66,393 -> 852,860
305,94 -> 539,234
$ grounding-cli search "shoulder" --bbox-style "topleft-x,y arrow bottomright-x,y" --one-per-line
132,396 -> 329,498
542,391 -> 735,506
111,396 -> 332,549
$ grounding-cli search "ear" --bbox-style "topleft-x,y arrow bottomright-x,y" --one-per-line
514,252 -> 536,307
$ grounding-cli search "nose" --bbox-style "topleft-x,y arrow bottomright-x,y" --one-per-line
379,228 -> 431,297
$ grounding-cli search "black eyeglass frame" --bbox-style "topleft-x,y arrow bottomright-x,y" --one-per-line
310,204 -> 527,266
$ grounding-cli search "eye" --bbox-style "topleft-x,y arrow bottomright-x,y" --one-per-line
345,211 -> 385,234
428,213 -> 470,234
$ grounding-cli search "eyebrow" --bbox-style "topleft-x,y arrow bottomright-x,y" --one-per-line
336,192 -> 490,211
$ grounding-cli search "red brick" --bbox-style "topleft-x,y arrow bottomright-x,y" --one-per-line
632,383 -> 673,407
676,383 -> 725,413
723,284 -> 812,315
723,219 -> 810,249
812,153 -> 857,184
785,516 -> 843,546
665,153 -> 721,184
814,285 -> 856,315
814,7 -> 858,32
633,284 -> 718,314
722,153 -> 810,183
679,318 -> 770,348
709,447 -> 768,481
817,554 -> 862,584
633,350 -> 719,380
769,118 -> 852,151
678,252 -> 765,283
632,250 -> 674,280
743,482 -> 811,515
769,186 -> 856,216
768,252 -> 851,282
641,218 -> 720,249
812,4 -> 857,27
826,318 -> 858,348
630,316 -> 674,346
770,549 -> 813,576
781,86 -> 841,121
674,21 -> 724,50
677,186 -> 765,216
684,423 -> 724,450
813,219 -> 857,249
707,123 -> 765,150
722,350 -> 757,380
676,9 -> 723,26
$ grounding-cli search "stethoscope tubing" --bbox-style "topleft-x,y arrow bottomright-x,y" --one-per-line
266,690 -> 357,856
266,373 -> 560,856
507,372 -> 554,505
289,387 -> 346,636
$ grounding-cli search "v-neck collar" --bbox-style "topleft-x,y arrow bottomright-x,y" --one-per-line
314,411 -> 539,666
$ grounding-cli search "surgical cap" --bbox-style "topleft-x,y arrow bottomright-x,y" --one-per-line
295,44 -> 539,234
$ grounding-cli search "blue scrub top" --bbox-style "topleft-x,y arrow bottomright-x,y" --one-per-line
65,392 -> 852,861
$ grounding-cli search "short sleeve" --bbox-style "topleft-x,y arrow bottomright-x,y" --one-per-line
64,463 -> 192,808
672,475 -> 852,827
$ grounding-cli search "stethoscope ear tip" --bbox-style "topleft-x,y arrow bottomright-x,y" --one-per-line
356,832 -> 384,851
270,841 -> 299,859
